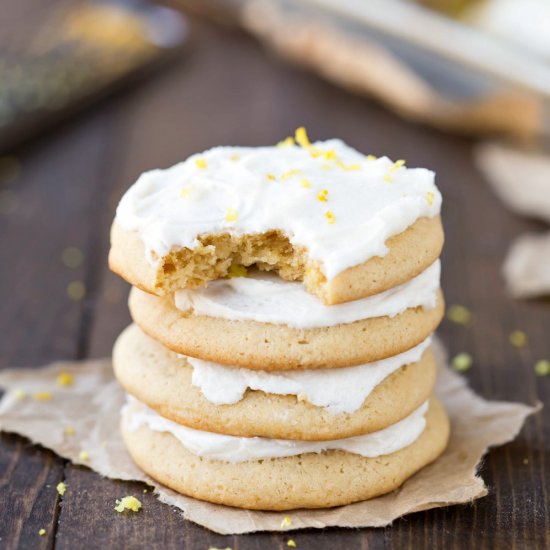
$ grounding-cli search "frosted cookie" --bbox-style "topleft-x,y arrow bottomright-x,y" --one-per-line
113,324 -> 437,440
110,129 -> 443,305
128,265 -> 445,370
121,397 -> 450,510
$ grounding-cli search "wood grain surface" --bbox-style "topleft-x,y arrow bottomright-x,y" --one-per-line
0,9 -> 548,550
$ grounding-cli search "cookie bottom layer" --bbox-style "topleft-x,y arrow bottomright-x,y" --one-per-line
121,398 -> 449,510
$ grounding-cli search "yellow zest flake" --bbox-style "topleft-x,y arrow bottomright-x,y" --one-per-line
180,187 -> 191,198
277,136 -> 295,148
67,281 -> 86,301
57,372 -> 74,387
295,127 -> 311,149
367,154 -> 377,160
384,159 -> 406,182
61,246 -> 84,268
195,157 -> 207,169
323,149 -> 336,160
208,547 -> 232,550
447,304 -> 471,325
325,210 -> 336,224
57,482 -> 67,496
114,496 -> 142,513
227,264 -> 248,278
426,192 -> 435,205
287,540 -> 297,548
295,127 -> 321,158
300,178 -> 311,189
230,153 -> 240,161
317,189 -> 329,202
281,169 -> 301,181
225,208 -> 238,222
79,450 -> 90,461
64,425 -> 75,436
39,529 -> 46,536
336,160 -> 361,171
281,515 -> 292,528
534,360 -> 550,376
13,388 -> 26,400
510,330 -> 527,348
34,391 -> 53,401
452,352 -> 472,372
266,173 -> 276,181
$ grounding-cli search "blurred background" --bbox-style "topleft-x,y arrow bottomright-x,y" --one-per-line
1,0 -> 549,546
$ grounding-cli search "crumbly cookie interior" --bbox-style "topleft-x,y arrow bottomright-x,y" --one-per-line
156,230 -> 325,294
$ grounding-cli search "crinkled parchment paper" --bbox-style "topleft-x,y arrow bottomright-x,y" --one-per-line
0,340 -> 538,534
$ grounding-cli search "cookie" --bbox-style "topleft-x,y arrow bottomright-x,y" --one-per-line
110,216 -> 443,306
113,324 -> 437,440
128,286 -> 445,369
109,132 -> 443,305
121,397 -> 450,510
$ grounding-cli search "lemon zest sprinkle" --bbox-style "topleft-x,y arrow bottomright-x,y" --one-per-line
79,450 -> 89,461
39,529 -> 46,536
300,178 -> 311,189
447,304 -> 471,325
225,208 -> 238,222
317,189 -> 329,202
367,154 -> 377,160
534,360 -> 550,376
281,516 -> 292,528
426,192 -> 435,206
281,169 -> 301,181
227,265 -> 248,278
230,153 -> 240,161
34,391 -> 53,401
57,372 -> 74,387
64,425 -> 75,436
295,127 -> 311,149
195,157 -> 207,169
323,149 -> 336,160
287,540 -> 297,548
510,330 -> 527,348
384,159 -> 406,182
336,160 -> 361,171
277,136 -> 295,148
266,173 -> 276,181
325,211 -> 336,224
13,388 -> 26,400
57,482 -> 67,496
114,496 -> 142,513
452,352 -> 472,372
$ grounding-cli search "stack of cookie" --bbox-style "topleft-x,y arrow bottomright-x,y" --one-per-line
109,129 -> 450,510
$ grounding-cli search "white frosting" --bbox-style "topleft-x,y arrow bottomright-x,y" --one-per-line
115,139 -> 440,279
174,260 -> 440,328
123,397 -> 429,462
188,337 -> 431,414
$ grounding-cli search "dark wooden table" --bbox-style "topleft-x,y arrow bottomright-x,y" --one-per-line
0,10 -> 548,550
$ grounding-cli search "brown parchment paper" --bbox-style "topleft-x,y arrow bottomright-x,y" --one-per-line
475,142 -> 550,298
0,339 -> 538,534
